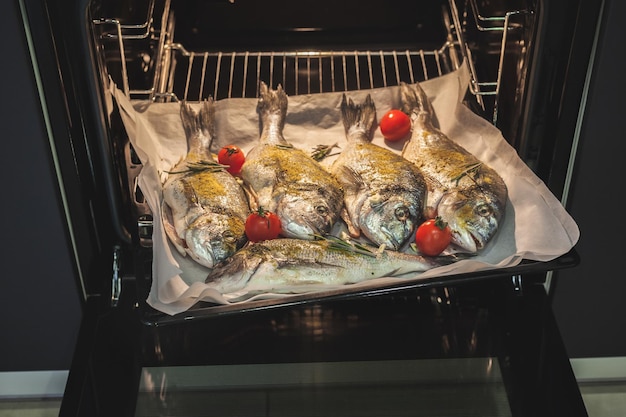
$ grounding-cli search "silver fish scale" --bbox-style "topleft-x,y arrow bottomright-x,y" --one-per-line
400,82 -> 507,253
161,100 -> 251,268
241,82 -> 344,240
331,94 -> 427,250
205,238 -> 441,295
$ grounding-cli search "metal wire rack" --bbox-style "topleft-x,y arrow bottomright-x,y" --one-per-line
92,0 -> 532,125
161,44 -> 462,101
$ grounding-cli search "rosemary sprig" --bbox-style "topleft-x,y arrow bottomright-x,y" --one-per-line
312,234 -> 377,258
310,143 -> 340,161
166,159 -> 228,175
451,162 -> 483,185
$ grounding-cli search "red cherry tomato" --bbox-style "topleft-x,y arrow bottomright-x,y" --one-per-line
414,217 -> 452,256
379,109 -> 411,141
245,207 -> 282,242
217,145 -> 246,175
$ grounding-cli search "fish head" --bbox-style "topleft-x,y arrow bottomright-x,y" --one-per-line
184,213 -> 247,268
437,189 -> 505,253
360,195 -> 420,250
276,193 -> 340,239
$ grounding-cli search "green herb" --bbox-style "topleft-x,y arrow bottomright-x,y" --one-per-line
312,234 -> 377,258
166,160 -> 228,175
310,143 -> 340,161
451,162 -> 483,185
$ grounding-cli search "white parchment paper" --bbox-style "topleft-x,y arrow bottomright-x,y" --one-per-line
112,63 -> 579,315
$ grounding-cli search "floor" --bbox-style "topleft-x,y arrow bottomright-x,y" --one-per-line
0,384 -> 625,417
579,383 -> 626,416
0,399 -> 61,417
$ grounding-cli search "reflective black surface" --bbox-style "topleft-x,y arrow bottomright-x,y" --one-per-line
135,359 -> 513,416
60,275 -> 587,417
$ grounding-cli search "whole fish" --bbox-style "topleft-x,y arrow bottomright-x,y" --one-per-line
240,82 -> 344,239
205,237 -> 443,294
161,99 -> 251,268
400,82 -> 508,252
330,94 -> 427,250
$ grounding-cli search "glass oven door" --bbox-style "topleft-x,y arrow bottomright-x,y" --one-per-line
60,277 -> 587,417
136,359 -> 511,416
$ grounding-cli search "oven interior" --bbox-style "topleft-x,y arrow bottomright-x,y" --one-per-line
91,0 -> 538,246
86,0 -> 574,317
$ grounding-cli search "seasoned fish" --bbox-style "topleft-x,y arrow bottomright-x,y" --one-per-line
161,99 -> 250,268
331,94 -> 427,250
400,82 -> 507,252
240,82 -> 344,239
205,237 -> 443,294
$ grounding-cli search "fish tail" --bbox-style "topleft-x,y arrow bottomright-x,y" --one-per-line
400,82 -> 435,130
341,93 -> 376,143
257,81 -> 288,144
180,98 -> 215,158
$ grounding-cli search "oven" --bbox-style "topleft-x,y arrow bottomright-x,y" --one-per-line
18,0 -> 604,415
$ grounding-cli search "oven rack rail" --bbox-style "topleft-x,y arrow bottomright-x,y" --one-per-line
449,0 -> 533,124
92,0 -> 532,124
155,44 -> 463,102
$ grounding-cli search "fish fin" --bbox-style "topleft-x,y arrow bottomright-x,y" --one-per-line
198,99 -> 216,139
257,81 -> 288,145
241,181 -> 260,211
341,207 -> 361,238
161,201 -> 187,256
424,188 -> 444,219
335,165 -> 368,233
205,253 -> 264,293
180,98 -> 215,159
400,82 -> 419,115
341,93 -> 376,143
181,178 -> 201,207
335,165 -> 366,192
400,82 -> 437,131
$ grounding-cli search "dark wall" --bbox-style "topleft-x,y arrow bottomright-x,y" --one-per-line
0,0 -> 82,371
551,0 -> 626,358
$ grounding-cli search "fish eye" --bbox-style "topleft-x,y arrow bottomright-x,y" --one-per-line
315,205 -> 329,216
476,204 -> 493,217
395,206 -> 410,221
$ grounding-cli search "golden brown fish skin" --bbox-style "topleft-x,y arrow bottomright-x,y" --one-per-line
331,94 -> 427,250
240,82 -> 344,239
400,82 -> 507,252
161,99 -> 250,268
205,237 -> 442,294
